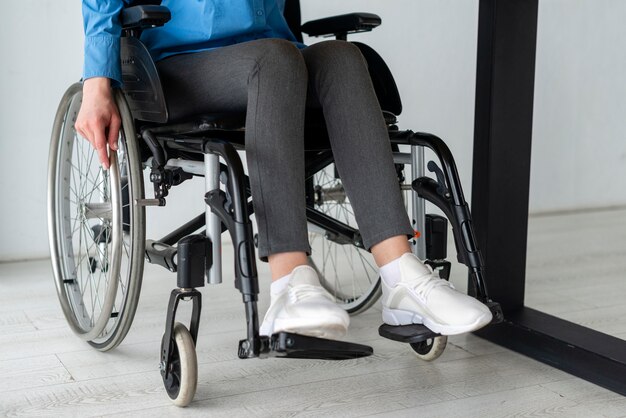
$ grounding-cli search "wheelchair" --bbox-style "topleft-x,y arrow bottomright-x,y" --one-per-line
47,1 -> 503,407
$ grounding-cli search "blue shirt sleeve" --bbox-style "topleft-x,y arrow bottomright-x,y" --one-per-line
82,0 -> 302,87
82,0 -> 127,88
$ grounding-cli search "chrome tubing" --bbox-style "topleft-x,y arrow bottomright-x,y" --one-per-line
205,152 -> 222,284
410,145 -> 427,260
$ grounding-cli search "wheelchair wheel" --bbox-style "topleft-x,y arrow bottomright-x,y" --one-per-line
47,83 -> 145,351
307,163 -> 382,315
162,323 -> 198,407
410,336 -> 447,361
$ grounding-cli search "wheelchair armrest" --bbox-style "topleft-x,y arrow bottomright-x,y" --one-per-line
121,5 -> 171,30
301,13 -> 381,38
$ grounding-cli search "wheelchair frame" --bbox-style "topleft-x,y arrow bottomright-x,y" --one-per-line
47,2 -> 503,407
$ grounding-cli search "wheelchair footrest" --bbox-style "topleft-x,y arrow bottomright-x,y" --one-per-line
378,323 -> 440,344
267,332 -> 373,360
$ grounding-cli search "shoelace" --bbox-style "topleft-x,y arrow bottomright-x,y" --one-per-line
403,273 -> 455,300
288,284 -> 333,303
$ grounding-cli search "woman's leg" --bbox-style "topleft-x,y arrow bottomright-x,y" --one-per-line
157,38 -> 349,338
267,251 -> 308,279
157,39 -> 312,278
301,40 -> 415,263
302,41 -> 492,335
370,236 -> 412,266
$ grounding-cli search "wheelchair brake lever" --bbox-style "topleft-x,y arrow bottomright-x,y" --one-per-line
427,161 -> 450,198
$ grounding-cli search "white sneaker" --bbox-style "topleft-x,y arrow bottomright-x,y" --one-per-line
381,253 -> 492,335
259,265 -> 350,340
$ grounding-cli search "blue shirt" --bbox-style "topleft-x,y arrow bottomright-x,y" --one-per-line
82,0 -> 303,87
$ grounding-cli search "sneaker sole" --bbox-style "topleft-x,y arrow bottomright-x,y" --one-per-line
382,307 -> 492,336
272,315 -> 349,340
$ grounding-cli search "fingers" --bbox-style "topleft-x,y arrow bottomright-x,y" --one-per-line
75,115 -> 117,171
74,123 -> 110,170
92,124 -> 110,170
74,81 -> 119,171
108,114 -> 121,152
75,125 -> 87,145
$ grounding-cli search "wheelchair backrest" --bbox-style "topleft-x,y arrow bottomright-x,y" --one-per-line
285,0 -> 304,43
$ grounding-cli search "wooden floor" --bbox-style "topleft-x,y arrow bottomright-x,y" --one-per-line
1,211 -> 626,416
525,207 -> 626,340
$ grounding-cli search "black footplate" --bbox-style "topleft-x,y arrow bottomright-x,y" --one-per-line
261,332 -> 373,360
378,323 -> 440,344
379,301 -> 505,344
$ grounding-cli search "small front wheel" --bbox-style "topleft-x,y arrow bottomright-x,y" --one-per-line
410,335 -> 447,361
162,323 -> 198,407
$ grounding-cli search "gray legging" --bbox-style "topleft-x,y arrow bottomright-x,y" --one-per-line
156,38 -> 413,262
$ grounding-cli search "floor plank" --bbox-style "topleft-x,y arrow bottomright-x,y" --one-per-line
525,208 -> 626,338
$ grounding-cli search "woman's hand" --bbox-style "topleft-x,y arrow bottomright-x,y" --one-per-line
75,77 -> 121,170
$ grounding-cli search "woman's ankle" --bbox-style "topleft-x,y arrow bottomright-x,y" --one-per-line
267,251 -> 308,280
370,235 -> 412,267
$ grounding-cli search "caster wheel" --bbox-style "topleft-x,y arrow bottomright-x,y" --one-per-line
410,335 -> 447,361
162,322 -> 198,407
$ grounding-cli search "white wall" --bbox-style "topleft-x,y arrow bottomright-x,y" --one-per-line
0,2 -> 84,261
530,0 -> 626,213
1,0 -> 624,261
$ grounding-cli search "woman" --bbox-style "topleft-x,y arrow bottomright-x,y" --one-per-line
76,0 -> 492,339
